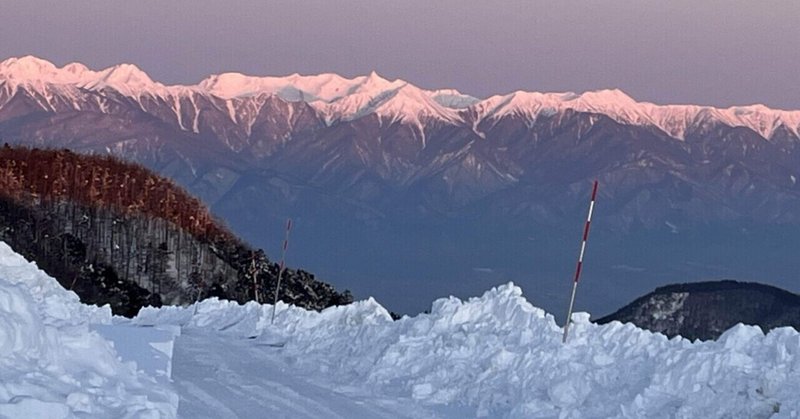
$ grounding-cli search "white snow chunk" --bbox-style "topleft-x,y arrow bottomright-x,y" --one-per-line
0,241 -> 178,418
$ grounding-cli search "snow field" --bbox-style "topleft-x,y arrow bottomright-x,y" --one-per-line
136,283 -> 800,418
0,242 -> 178,419
3,234 -> 799,419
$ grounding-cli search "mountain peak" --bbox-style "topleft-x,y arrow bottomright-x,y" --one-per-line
101,63 -> 153,84
575,88 -> 636,106
0,56 -> 103,90
0,55 -> 59,79
0,55 -> 55,69
352,71 -> 403,94
364,70 -> 387,84
62,62 -> 91,76
197,72 -> 258,98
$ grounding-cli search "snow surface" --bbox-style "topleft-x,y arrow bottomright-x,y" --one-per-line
4,56 -> 800,139
136,287 -> 800,418
0,242 -> 178,418
200,70 -> 464,125
2,238 -> 800,418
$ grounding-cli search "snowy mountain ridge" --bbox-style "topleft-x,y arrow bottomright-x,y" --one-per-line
473,88 -> 800,139
0,56 -> 186,96
6,56 -> 800,318
3,55 -> 799,139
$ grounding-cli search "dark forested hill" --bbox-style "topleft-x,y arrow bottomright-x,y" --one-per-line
595,280 -> 800,341
0,145 -> 351,316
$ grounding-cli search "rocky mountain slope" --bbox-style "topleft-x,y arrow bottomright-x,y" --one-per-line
595,280 -> 800,340
3,56 -> 799,227
2,56 -> 799,316
0,146 -> 351,316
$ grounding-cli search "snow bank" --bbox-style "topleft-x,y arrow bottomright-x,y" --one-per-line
137,282 -> 800,418
0,242 -> 177,418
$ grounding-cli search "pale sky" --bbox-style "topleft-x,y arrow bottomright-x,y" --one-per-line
2,0 -> 799,109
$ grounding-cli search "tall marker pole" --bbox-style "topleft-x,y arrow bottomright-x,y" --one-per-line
271,218 -> 293,325
562,180 -> 598,343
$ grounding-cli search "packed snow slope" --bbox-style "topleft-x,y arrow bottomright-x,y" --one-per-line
136,285 -> 800,418
0,242 -> 177,419
3,236 -> 800,418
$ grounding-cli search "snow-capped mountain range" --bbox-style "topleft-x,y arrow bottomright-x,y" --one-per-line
3,56 -> 800,316
3,55 -> 800,139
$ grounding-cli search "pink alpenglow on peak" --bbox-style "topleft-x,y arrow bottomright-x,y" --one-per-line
2,56 -> 800,139
0,56 -> 99,85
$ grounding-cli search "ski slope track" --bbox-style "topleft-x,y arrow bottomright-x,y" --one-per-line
136,293 -> 800,418
2,239 -> 800,417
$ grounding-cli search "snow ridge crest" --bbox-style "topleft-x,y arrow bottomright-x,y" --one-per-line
2,56 -> 799,139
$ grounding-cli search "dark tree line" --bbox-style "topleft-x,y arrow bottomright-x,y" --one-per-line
0,144 -> 233,242
0,145 -> 352,316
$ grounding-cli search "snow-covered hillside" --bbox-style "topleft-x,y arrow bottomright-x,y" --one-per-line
2,239 -> 799,418
0,242 -> 177,418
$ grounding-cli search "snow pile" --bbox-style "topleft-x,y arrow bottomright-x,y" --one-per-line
136,283 -> 800,418
0,242 -> 177,418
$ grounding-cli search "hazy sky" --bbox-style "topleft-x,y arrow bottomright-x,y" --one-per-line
2,0 -> 799,109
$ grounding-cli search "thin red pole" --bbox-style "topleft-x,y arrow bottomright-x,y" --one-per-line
271,218 -> 293,324
563,180 -> 598,343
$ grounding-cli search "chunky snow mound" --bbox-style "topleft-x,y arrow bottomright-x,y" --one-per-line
137,284 -> 800,418
0,242 -> 177,419
4,234 -> 797,418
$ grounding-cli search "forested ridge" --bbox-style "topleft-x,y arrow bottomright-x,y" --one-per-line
596,280 -> 800,340
0,145 -> 232,240
0,145 -> 352,316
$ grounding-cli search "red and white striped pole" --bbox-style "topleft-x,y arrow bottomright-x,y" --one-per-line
562,180 -> 598,343
271,218 -> 293,324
